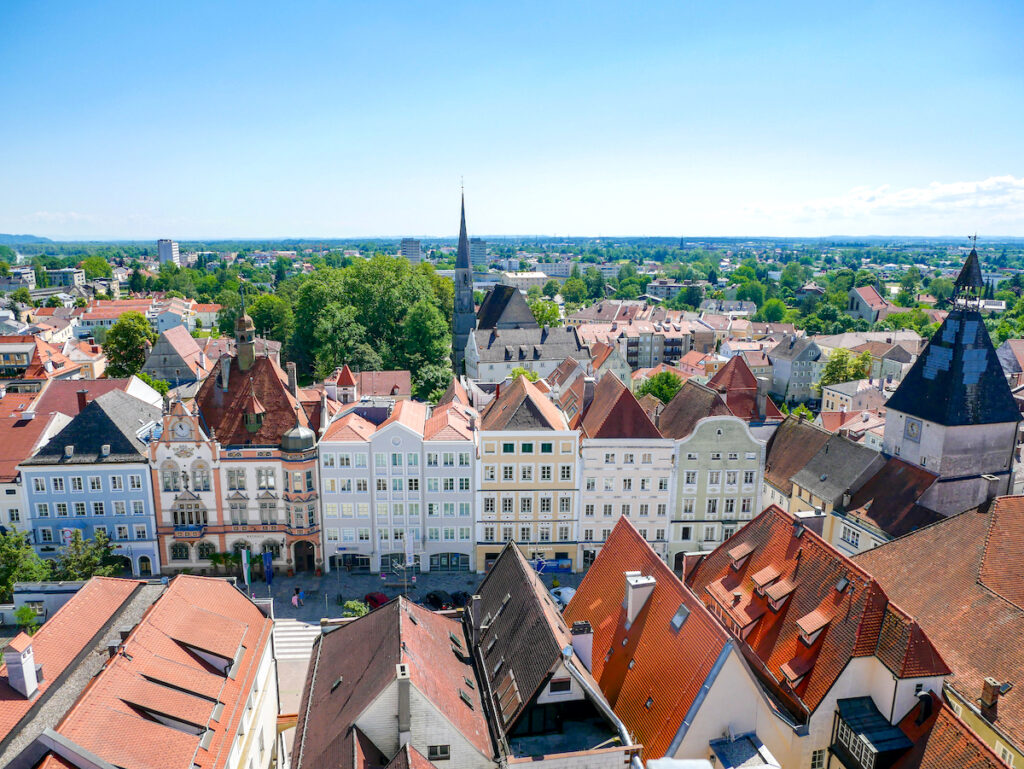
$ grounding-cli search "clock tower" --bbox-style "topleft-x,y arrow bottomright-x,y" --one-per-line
453,193 -> 476,375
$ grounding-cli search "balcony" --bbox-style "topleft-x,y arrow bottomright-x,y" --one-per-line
173,525 -> 206,540
287,525 -> 320,537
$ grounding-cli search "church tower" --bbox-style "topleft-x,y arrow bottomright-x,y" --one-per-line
453,193 -> 476,374
882,245 -> 1020,515
235,291 -> 256,372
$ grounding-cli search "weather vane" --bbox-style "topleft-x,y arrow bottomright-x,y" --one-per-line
969,233 -> 978,250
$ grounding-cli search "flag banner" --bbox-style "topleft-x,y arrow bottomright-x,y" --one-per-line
263,550 -> 274,585
242,549 -> 251,587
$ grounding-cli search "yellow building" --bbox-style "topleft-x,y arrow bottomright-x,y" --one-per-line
475,376 -> 579,572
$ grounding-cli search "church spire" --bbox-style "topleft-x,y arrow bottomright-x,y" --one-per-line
953,237 -> 985,306
456,192 -> 470,270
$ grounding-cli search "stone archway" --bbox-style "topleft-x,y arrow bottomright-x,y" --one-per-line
293,541 -> 315,572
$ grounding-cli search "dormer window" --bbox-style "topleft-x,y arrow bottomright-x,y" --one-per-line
244,411 -> 263,433
728,542 -> 754,571
765,578 -> 796,612
751,566 -> 780,596
796,609 -> 831,645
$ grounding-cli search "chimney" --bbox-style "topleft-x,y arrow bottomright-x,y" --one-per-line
101,444 -> 111,457
756,377 -> 768,421
982,474 -> 1001,502
220,353 -> 231,391
76,389 -> 89,413
623,571 -> 656,625
287,362 -> 298,398
64,445 -> 74,458
198,350 -> 206,370
570,621 -> 594,672
468,594 -> 482,644
915,690 -> 934,725
0,385 -> 5,400
981,677 -> 1000,721
4,634 -> 39,698
396,663 -> 411,745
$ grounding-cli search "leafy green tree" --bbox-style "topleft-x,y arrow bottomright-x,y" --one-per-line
137,371 -> 170,395
45,295 -> 64,308
510,367 -> 540,382
14,605 -> 40,634
80,256 -> 113,279
342,600 -> 369,618
542,279 -> 560,298
815,349 -> 873,393
528,299 -> 561,327
560,277 -> 588,304
0,245 -> 15,264
636,371 -> 683,404
400,300 -> 452,397
10,287 -> 32,306
52,530 -> 119,580
249,294 -> 294,342
758,298 -> 786,322
128,269 -> 146,294
584,267 -> 606,299
74,297 -> 88,308
527,285 -> 542,302
736,281 -> 765,307
310,304 -> 383,380
105,311 -> 156,377
0,530 -> 51,603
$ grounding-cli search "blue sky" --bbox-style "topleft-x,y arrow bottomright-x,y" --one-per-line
1,1 -> 1023,239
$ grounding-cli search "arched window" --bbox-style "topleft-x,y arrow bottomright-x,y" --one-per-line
197,541 -> 216,560
262,540 -> 281,559
170,543 -> 190,561
190,461 -> 211,492
161,461 -> 181,493
232,540 -> 251,555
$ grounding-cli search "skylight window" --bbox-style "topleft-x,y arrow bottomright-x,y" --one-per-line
670,604 -> 691,632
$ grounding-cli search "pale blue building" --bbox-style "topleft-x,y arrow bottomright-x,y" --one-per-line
21,390 -> 162,576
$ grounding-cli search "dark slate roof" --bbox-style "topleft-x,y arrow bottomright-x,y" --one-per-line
24,390 -> 159,465
763,416 -> 832,496
884,308 -> 1020,426
471,542 -> 572,734
657,379 -> 732,439
472,327 -> 587,365
790,433 -> 886,503
767,334 -> 820,362
456,193 -> 470,270
475,285 -> 538,330
954,248 -> 985,293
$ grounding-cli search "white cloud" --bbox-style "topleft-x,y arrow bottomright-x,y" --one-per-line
750,175 -> 1024,234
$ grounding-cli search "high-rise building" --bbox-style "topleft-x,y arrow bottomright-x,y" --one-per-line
469,236 -> 487,266
157,238 -> 180,266
399,237 -> 422,264
452,195 -> 476,374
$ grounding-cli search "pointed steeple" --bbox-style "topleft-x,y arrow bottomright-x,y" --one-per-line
954,247 -> 985,302
456,192 -> 470,270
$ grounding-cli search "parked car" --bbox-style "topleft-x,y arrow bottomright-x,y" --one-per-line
364,591 -> 389,609
549,586 -> 576,609
450,591 -> 471,608
424,590 -> 454,610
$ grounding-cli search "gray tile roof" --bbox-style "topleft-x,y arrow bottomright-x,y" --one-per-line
767,335 -> 820,363
790,433 -> 886,503
24,390 -> 159,465
476,285 -> 537,330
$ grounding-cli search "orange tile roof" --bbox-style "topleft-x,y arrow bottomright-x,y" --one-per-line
580,372 -> 660,440
0,577 -> 141,739
322,411 -> 376,442
688,505 -> 949,720
436,376 -> 469,407
55,576 -> 273,769
379,399 -> 427,434
423,402 -> 474,441
480,375 -> 567,431
707,356 -> 784,422
564,518 -> 729,760
894,693 -> 1007,769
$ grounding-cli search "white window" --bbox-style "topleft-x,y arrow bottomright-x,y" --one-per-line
603,477 -> 614,491
51,477 -> 64,492
622,478 -> 632,491
130,474 -> 142,490
684,471 -> 697,486
586,477 -> 595,491
427,746 -> 450,762
89,476 -> 102,491
658,478 -> 668,491
744,470 -> 756,485
604,452 -> 615,465
132,500 -> 144,515
71,477 -> 83,491
33,478 -> 45,492
520,465 -> 533,482
540,465 -> 552,481
36,503 -> 49,518
810,749 -> 825,769
111,475 -> 124,491
559,497 -> 571,513
840,525 -> 860,548
39,528 -> 53,543
560,465 -> 572,481
584,504 -> 594,517
706,498 -> 718,516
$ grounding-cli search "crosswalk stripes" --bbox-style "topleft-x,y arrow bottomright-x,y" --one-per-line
273,618 -> 323,661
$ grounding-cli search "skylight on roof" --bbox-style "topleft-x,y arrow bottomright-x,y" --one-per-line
671,604 -> 691,632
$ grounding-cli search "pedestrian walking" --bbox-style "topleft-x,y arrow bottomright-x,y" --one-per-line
298,588 -> 306,606
291,593 -> 299,609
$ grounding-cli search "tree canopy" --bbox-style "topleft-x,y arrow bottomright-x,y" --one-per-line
105,311 -> 156,377
0,530 -> 51,603
636,371 -> 683,404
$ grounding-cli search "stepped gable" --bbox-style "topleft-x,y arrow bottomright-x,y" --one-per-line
580,372 -> 661,440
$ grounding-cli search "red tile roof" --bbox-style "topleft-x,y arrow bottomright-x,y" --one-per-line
0,577 -> 141,740
0,399 -> 62,482
856,498 -> 1024,750
55,576 -> 273,769
895,693 -> 1006,769
590,341 -> 615,370
707,356 -> 784,422
423,402 -> 474,441
480,376 -> 567,431
656,380 -> 733,439
379,399 -> 428,434
843,457 -> 941,539
580,372 -> 661,440
357,370 -> 411,398
30,378 -> 138,417
195,355 -> 310,446
688,506 -> 949,720
436,376 -> 469,407
564,518 -> 730,760
855,285 -> 891,311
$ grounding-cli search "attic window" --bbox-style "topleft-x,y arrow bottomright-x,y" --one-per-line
486,635 -> 498,655
628,659 -> 635,670
244,411 -> 263,433
463,676 -> 475,690
835,577 -> 850,593
645,697 -> 654,710
449,631 -> 463,648
408,613 -> 418,625
728,542 -> 755,570
330,676 -> 343,692
797,610 -> 831,645
459,689 -> 474,709
670,604 -> 691,632
492,658 -> 504,678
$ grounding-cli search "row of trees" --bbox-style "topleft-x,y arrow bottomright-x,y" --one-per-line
0,530 -> 124,603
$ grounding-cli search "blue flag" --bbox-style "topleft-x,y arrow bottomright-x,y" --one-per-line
263,551 -> 274,585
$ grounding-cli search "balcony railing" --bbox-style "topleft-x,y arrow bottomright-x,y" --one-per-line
173,525 -> 206,540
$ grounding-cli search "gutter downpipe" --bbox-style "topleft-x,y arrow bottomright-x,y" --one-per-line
562,651 -> 644,769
